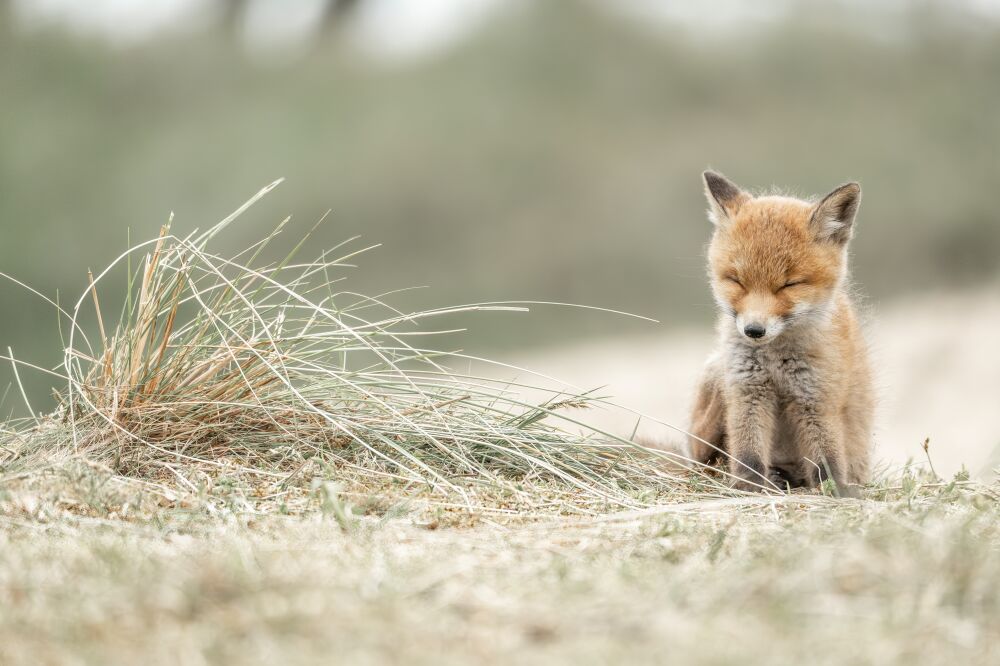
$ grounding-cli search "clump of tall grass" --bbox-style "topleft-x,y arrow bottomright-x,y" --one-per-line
25,181 -> 696,513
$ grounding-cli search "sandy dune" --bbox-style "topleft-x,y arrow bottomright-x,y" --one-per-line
497,289 -> 1000,479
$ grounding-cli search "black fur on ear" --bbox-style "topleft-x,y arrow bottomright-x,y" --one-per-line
702,170 -> 747,226
810,182 -> 861,244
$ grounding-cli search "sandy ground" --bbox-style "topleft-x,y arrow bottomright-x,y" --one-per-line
496,289 -> 1000,479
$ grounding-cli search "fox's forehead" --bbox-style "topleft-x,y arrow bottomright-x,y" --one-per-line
710,196 -> 840,283
737,196 -> 814,228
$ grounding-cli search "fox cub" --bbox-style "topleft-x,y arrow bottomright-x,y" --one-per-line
688,171 -> 873,496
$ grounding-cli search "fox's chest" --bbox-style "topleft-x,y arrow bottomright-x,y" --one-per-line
726,344 -> 823,405
726,344 -> 825,466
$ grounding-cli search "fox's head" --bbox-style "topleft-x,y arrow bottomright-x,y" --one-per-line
702,171 -> 861,344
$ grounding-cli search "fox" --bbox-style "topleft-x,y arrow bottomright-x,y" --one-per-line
687,170 -> 874,496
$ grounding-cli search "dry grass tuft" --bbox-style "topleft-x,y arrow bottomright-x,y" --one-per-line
3,182 -> 714,517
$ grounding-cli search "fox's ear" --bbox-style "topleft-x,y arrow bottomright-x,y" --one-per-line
810,182 -> 861,244
702,170 -> 748,226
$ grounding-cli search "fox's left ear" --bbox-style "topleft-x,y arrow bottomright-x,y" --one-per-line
810,182 -> 861,245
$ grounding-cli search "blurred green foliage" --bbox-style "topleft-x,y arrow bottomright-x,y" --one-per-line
0,2 -> 998,410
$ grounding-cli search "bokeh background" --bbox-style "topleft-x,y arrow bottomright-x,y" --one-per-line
1,0 -> 998,473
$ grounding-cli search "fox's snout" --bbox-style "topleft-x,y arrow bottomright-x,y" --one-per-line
730,291 -> 787,343
734,309 -> 784,343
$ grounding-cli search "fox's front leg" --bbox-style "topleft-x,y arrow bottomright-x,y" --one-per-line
786,401 -> 857,497
724,362 -> 777,492
779,360 -> 858,497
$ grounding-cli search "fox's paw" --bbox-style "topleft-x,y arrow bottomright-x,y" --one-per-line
766,468 -> 792,493
729,454 -> 770,493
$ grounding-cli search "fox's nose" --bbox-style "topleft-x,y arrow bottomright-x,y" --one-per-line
743,323 -> 766,339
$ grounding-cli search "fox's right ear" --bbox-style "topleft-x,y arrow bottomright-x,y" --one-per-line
702,170 -> 748,226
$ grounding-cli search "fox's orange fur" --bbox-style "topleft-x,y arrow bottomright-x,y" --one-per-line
688,171 -> 873,496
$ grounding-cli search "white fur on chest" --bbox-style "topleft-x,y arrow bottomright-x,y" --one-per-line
722,329 -> 825,404
721,327 -> 831,466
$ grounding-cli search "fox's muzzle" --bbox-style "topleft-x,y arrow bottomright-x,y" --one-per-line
735,312 -> 784,343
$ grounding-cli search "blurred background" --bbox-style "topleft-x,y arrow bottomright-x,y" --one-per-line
1,0 -> 998,473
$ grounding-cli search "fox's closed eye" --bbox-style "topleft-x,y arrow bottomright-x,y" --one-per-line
780,280 -> 807,290
724,275 -> 743,288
